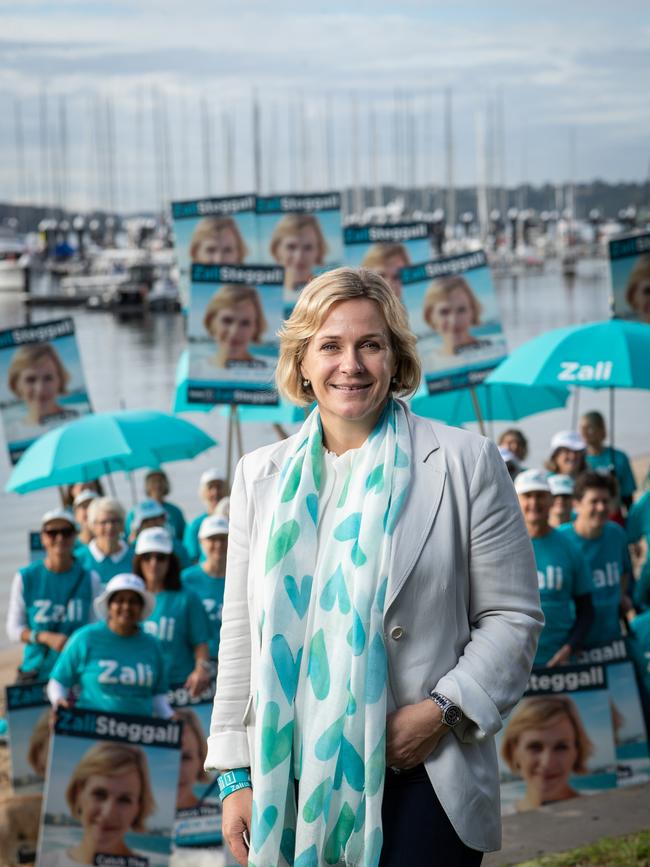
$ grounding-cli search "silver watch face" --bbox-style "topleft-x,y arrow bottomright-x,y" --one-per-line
443,705 -> 463,727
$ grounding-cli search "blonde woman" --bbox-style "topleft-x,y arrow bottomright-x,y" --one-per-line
423,276 -> 487,356
7,343 -> 77,426
202,284 -> 268,368
270,213 -> 327,292
189,217 -> 248,265
80,498 -> 133,585
625,254 -> 650,323
500,696 -> 594,812
175,709 -> 210,811
208,267 -> 541,865
40,742 -> 155,866
361,243 -> 410,299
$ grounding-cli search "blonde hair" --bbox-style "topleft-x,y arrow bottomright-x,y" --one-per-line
276,267 -> 421,407
270,213 -> 327,264
27,709 -> 51,777
175,709 -> 209,783
189,217 -> 248,263
361,243 -> 410,270
501,696 -> 594,776
423,276 -> 482,329
88,496 -> 125,527
203,284 -> 267,343
625,254 -> 650,310
65,742 -> 156,832
8,343 -> 70,398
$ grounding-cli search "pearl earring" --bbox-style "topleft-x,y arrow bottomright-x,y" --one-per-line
303,379 -> 310,388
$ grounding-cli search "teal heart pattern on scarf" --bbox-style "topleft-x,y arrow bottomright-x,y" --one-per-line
252,400 -> 412,866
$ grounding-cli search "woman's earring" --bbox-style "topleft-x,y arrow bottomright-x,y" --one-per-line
303,379 -> 310,388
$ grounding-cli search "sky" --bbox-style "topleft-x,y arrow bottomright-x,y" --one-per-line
1,0 -> 649,212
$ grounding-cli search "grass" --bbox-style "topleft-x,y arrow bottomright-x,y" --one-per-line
515,830 -> 650,866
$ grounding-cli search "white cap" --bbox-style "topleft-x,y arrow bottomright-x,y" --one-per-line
133,498 -> 166,530
498,446 -> 519,466
514,469 -> 551,495
94,573 -> 155,621
548,474 -> 575,497
200,469 -> 223,488
73,489 -> 98,508
41,508 -> 77,530
135,526 -> 173,555
550,430 -> 585,452
199,515 -> 229,539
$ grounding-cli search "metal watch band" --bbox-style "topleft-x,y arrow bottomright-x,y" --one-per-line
428,690 -> 463,727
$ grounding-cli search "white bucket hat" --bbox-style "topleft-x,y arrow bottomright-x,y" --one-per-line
135,526 -> 173,555
199,515 -> 229,539
94,573 -> 155,620
73,490 -> 98,508
41,508 -> 77,530
550,430 -> 585,452
514,469 -> 551,495
548,474 -> 575,497
133,498 -> 166,531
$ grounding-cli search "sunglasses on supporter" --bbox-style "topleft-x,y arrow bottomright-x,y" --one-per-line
43,527 -> 76,539
141,551 -> 170,562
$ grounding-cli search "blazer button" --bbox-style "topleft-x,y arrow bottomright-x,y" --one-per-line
389,626 -> 404,641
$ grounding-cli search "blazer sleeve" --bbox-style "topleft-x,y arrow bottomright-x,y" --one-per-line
205,456 -> 254,772
434,438 -> 544,744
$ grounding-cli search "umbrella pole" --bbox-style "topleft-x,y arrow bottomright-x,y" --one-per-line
469,387 -> 487,437
609,386 -> 615,452
273,424 -> 289,440
128,471 -> 138,506
105,470 -> 117,497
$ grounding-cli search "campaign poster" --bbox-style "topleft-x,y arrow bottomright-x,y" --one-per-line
401,251 -> 508,395
171,195 -> 259,310
255,191 -> 343,310
168,680 -> 223,854
495,663 -> 618,816
607,231 -> 650,322
6,682 -> 51,795
0,319 -> 93,464
342,222 -> 432,299
186,264 -> 283,406
574,641 -> 650,785
37,708 -> 182,867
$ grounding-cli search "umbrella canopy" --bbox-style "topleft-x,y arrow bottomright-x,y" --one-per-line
6,410 -> 217,494
411,382 -> 569,426
486,319 -> 650,390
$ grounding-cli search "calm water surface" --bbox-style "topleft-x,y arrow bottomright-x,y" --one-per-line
1,258 -> 648,648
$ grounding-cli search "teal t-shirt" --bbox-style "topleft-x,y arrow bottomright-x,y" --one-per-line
532,529 -> 594,665
585,448 -> 636,499
183,512 -> 208,564
181,565 -> 225,659
559,521 -> 632,648
627,610 -> 650,698
143,588 -> 211,684
50,620 -> 168,716
79,542 -> 134,585
172,539 -> 192,571
627,491 -> 650,611
19,560 -> 94,678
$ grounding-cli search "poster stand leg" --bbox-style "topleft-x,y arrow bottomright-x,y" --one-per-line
469,387 -> 487,437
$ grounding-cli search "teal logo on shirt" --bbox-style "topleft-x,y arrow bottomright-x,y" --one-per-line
144,617 -> 176,642
537,566 -> 564,591
33,598 -> 84,625
98,660 -> 154,687
593,562 -> 620,588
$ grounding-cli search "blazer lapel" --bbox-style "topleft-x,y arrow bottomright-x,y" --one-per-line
385,412 -> 446,612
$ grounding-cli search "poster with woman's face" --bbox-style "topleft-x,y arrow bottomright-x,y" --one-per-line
342,222 -> 432,300
185,264 -> 284,406
401,251 -> 508,394
5,683 -> 50,796
608,231 -> 650,323
37,708 -> 182,867
495,663 -> 618,816
255,191 -> 343,310
0,319 -> 93,465
171,195 -> 259,311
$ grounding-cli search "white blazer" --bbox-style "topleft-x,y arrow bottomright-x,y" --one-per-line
207,405 -> 543,852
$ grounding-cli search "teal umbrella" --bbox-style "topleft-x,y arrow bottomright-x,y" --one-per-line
6,410 -> 217,494
411,381 -> 569,426
485,320 -> 650,390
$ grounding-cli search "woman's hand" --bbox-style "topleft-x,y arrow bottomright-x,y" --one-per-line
222,786 -> 253,866
546,643 -> 572,667
386,700 -> 448,770
184,667 -> 210,698
40,632 -> 67,653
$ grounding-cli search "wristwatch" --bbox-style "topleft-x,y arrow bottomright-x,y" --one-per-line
428,690 -> 464,727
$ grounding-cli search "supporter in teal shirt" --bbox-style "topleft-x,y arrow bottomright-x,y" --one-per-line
125,469 -> 186,541
515,469 -> 594,667
627,490 -> 650,611
47,574 -> 173,719
580,411 -> 636,507
181,514 -> 228,659
80,497 -> 133,585
183,471 -> 227,563
559,471 -> 633,649
6,509 -> 99,680
128,499 -> 191,570
133,527 -> 212,695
